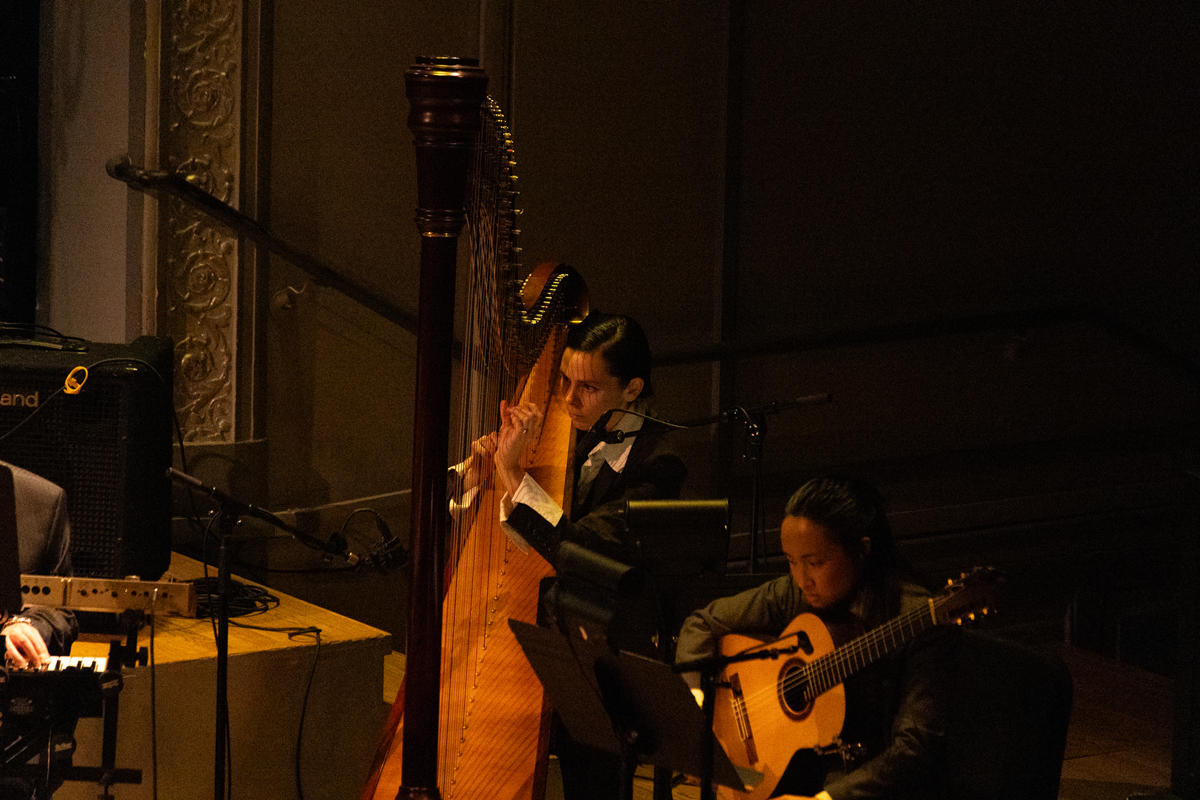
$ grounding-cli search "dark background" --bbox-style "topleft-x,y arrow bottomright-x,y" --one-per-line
271,0 -> 1200,670
0,2 -> 40,324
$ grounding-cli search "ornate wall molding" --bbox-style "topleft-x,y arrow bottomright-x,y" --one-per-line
157,0 -> 244,442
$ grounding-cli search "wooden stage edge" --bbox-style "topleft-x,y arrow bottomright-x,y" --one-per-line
59,551 -> 394,800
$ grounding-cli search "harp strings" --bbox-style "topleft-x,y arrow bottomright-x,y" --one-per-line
441,98 -> 522,791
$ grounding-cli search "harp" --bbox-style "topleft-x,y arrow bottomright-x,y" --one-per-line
362,57 -> 588,800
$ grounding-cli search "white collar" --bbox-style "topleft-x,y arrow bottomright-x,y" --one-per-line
577,401 -> 647,495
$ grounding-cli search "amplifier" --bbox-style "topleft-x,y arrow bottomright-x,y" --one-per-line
0,335 -> 173,579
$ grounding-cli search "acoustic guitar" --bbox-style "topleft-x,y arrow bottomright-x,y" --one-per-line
711,567 -> 1003,799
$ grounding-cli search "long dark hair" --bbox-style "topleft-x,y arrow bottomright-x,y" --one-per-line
785,477 -> 903,615
566,312 -> 654,399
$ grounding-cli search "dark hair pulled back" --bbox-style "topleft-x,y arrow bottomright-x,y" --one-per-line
566,312 -> 654,398
784,477 -> 897,588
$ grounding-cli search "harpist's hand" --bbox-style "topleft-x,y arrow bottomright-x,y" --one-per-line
775,793 -> 832,800
3,618 -> 50,669
495,400 -> 542,495
461,433 -> 497,493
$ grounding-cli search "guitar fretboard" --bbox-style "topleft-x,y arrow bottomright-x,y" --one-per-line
801,597 -> 940,701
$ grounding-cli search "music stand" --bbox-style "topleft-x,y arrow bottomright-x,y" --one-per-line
622,499 -> 730,646
623,499 -> 731,580
509,619 -> 757,800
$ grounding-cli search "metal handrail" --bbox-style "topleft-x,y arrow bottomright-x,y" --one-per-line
107,155 -> 419,335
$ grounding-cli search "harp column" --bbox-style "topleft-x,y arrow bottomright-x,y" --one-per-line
401,57 -> 488,797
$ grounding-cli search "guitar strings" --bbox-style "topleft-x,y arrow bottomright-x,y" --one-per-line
440,100 -> 516,790
725,572 -> 993,740
733,605 -> 926,719
732,601 -> 939,720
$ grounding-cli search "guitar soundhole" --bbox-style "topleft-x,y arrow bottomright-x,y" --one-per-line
777,657 -> 812,721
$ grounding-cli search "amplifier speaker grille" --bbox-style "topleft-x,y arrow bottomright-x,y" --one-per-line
0,335 -> 174,579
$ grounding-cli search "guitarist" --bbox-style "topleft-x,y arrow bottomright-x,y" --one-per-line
675,477 -> 958,800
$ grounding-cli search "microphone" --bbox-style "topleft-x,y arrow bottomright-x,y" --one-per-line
592,394 -> 832,445
575,409 -> 616,450
590,409 -> 629,445
168,467 -> 407,571
603,425 -> 654,444
363,517 -> 408,572
600,411 -> 675,445
590,408 -> 657,445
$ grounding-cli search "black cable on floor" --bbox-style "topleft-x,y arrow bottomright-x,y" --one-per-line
230,620 -> 322,800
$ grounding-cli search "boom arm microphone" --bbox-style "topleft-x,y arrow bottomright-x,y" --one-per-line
167,468 -> 366,567
593,393 -> 832,444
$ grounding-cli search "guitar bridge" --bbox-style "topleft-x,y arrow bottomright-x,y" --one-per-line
727,672 -> 758,765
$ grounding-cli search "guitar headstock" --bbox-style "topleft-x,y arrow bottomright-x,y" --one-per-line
933,566 -> 1006,626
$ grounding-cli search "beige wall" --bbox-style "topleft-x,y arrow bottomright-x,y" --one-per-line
41,0 -> 143,343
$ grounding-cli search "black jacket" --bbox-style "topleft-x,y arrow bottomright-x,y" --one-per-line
503,428 -> 686,565
5,461 -> 79,655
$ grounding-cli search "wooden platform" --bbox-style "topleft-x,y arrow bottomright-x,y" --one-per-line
57,552 -> 392,800
1058,645 -> 1173,800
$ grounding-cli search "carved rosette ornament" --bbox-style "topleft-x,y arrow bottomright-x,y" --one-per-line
161,0 -> 241,442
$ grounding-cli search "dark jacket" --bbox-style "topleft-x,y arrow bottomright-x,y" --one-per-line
6,461 -> 79,655
503,428 -> 686,564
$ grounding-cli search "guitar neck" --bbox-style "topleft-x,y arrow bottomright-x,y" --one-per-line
804,598 -> 940,699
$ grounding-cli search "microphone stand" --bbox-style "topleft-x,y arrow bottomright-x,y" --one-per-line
731,406 -> 765,575
167,468 -> 365,567
210,501 -> 234,800
107,156 -> 418,334
665,393 -> 831,574
674,638 -> 803,800
165,468 -> 362,800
